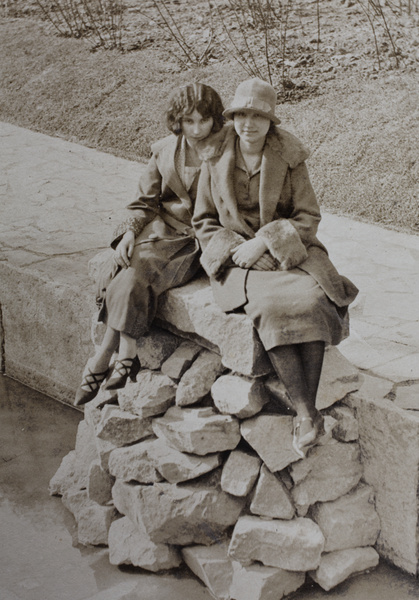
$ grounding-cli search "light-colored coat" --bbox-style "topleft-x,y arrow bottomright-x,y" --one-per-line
112,130 -> 225,248
193,125 -> 358,312
96,129 -> 226,318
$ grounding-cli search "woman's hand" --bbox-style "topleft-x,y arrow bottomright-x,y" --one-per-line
115,230 -> 135,269
251,253 -> 277,271
232,238 -> 267,269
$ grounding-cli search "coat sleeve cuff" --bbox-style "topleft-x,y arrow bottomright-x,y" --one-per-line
111,217 -> 143,249
256,219 -> 308,270
200,229 -> 246,279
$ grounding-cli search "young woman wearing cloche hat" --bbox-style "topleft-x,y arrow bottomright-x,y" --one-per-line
193,78 -> 359,458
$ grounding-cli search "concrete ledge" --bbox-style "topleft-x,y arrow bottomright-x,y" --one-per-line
0,261 -> 95,403
346,391 -> 419,575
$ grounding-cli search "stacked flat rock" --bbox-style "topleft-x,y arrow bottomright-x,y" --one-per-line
50,325 -> 381,599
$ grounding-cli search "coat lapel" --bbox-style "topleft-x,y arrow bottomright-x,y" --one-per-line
259,136 -> 289,227
211,132 -> 256,238
157,136 -> 194,215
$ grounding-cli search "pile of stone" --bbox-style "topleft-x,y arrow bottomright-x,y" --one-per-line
50,326 -> 381,600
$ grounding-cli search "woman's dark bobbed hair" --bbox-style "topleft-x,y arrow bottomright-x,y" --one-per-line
165,83 -> 225,135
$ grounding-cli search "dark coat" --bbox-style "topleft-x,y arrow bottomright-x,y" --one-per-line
192,125 -> 359,312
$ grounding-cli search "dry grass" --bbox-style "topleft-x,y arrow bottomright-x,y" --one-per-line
0,4 -> 418,233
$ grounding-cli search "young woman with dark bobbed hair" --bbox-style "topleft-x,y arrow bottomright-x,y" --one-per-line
74,82 -> 225,405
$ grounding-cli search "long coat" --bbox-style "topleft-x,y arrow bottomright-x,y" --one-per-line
97,129 -> 225,327
193,125 -> 358,312
111,132 -> 224,248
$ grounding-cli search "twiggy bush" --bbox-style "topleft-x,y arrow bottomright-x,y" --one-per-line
213,0 -> 294,87
34,0 -> 125,50
142,0 -> 214,67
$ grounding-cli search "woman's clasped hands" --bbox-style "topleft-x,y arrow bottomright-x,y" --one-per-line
231,237 -> 277,271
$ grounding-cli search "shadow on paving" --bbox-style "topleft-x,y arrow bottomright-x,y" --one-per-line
0,374 -> 417,600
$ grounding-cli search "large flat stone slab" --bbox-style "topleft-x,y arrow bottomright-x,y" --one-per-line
228,515 -> 325,571
90,253 -> 272,378
346,391 -> 419,575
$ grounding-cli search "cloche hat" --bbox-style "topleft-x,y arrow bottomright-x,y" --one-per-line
223,78 -> 280,124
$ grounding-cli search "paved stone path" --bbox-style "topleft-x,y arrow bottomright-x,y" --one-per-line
1,121 -> 419,399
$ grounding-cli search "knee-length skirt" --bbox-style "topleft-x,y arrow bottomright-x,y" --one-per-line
243,267 -> 349,350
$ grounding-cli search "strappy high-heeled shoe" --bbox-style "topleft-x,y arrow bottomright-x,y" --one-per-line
103,355 -> 140,391
74,365 -> 110,406
292,413 -> 324,459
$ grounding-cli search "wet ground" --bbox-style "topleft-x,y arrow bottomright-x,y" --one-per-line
0,374 -> 417,600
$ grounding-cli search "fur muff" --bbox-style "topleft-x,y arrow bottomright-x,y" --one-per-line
200,229 -> 246,279
256,219 -> 308,270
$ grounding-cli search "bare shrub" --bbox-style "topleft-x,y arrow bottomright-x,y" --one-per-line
355,0 -> 419,68
211,0 -> 294,89
34,0 -> 125,49
142,0 -> 214,67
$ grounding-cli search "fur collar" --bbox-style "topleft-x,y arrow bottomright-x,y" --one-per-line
209,123 -> 309,168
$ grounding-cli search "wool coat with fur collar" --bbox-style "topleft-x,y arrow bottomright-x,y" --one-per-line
193,125 -> 358,312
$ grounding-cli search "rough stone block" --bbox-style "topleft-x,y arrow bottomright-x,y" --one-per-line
310,483 -> 380,552
161,340 -> 202,380
117,370 -> 176,418
240,415 -> 300,472
145,437 -> 222,483
77,503 -> 118,546
250,465 -> 295,520
136,326 -> 180,370
95,405 -> 152,445
221,450 -> 262,497
176,349 -> 224,407
152,406 -> 241,455
108,516 -> 181,571
83,401 -> 103,428
62,489 -> 92,520
112,476 -> 245,546
74,419 -> 100,487
108,440 -> 163,484
230,561 -> 305,600
309,547 -> 379,591
327,405 -> 359,442
49,450 -> 81,496
289,442 -> 363,508
346,392 -> 419,574
182,542 -> 233,600
87,459 -> 114,505
95,436 -> 119,471
212,375 -> 270,418
156,276 -> 272,377
228,515 -> 325,572
316,346 -> 361,410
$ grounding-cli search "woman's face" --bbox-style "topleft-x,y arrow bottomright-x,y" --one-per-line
234,111 -> 271,145
181,109 -> 214,142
